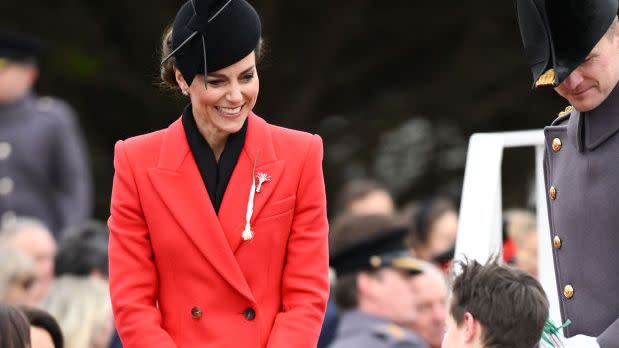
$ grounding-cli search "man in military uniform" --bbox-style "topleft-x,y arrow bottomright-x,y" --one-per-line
329,220 -> 428,348
0,32 -> 92,237
515,1 -> 619,347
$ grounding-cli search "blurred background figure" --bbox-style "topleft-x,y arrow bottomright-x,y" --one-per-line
329,217 -> 428,348
55,220 -> 108,279
408,263 -> 448,348
0,303 -> 31,348
0,247 -> 37,306
0,217 -> 56,303
0,32 -> 92,237
20,306 -> 64,348
406,198 -> 458,264
503,209 -> 538,278
53,220 -> 121,348
334,178 -> 395,217
42,276 -> 113,348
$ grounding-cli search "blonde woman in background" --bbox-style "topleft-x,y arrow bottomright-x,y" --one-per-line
42,276 -> 113,348
0,247 -> 37,305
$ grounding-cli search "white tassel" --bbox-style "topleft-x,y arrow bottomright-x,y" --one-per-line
242,154 -> 259,241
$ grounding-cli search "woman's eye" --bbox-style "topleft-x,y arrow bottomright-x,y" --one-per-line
207,79 -> 224,86
242,73 -> 254,81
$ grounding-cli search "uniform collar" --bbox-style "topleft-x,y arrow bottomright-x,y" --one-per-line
0,93 -> 35,116
569,83 -> 619,152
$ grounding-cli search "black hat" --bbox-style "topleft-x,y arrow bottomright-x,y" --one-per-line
163,0 -> 261,86
515,0 -> 619,88
0,32 -> 45,64
331,226 -> 425,276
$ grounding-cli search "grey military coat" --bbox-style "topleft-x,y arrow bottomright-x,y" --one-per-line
543,85 -> 619,348
328,310 -> 428,348
0,94 -> 92,236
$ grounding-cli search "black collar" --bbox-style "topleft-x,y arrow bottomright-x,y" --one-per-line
182,104 -> 247,213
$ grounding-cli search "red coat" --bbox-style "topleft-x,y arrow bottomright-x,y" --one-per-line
108,113 -> 329,348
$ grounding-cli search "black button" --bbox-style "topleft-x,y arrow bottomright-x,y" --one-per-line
243,307 -> 256,321
191,306 -> 202,319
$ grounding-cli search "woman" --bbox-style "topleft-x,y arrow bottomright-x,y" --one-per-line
0,303 -> 31,348
406,198 -> 458,262
42,276 -> 112,348
107,0 -> 329,347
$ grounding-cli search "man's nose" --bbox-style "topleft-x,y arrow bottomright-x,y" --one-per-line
560,70 -> 584,90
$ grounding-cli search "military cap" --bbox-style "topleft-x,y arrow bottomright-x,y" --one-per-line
162,0 -> 261,86
0,32 -> 45,66
515,0 -> 619,87
331,226 -> 424,276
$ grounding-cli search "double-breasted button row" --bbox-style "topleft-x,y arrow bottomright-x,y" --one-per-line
189,306 -> 256,321
0,142 -> 11,160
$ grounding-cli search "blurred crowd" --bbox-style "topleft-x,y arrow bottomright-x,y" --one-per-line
319,178 -> 542,348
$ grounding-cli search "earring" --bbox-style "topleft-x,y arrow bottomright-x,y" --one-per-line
182,89 -> 189,96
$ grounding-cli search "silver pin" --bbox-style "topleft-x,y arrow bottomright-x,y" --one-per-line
255,172 -> 271,193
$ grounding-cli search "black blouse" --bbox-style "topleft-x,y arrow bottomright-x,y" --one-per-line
182,104 -> 247,213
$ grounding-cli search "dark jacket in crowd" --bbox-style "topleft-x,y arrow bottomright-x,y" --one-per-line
0,93 -> 92,236
328,310 -> 427,348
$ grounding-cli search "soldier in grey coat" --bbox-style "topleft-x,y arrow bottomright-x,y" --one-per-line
329,224 -> 428,348
515,1 -> 619,347
0,33 -> 92,237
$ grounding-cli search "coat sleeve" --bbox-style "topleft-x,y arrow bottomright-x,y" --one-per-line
266,134 -> 330,348
598,318 -> 619,348
108,140 -> 178,348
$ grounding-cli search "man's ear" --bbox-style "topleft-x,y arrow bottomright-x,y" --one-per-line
462,312 -> 480,343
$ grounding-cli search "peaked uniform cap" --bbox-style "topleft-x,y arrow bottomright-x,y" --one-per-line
330,226 -> 425,276
515,0 -> 619,88
0,32 -> 46,62
170,0 -> 261,85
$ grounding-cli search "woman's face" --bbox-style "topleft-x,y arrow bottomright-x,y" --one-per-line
177,51 -> 259,139
428,211 -> 458,257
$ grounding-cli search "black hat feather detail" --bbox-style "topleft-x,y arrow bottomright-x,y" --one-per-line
515,0 -> 619,88
164,0 -> 261,86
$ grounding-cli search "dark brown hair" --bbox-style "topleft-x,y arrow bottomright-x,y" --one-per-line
0,304 -> 30,348
406,198 -> 455,248
19,306 -> 64,348
334,178 -> 391,217
449,258 -> 548,348
159,25 -> 265,90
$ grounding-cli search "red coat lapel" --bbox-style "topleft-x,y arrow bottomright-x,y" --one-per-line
146,118 -> 255,303
218,113 -> 285,253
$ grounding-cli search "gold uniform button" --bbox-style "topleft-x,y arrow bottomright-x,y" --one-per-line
553,236 -> 562,249
190,306 -> 202,319
549,186 -> 557,200
563,285 -> 574,299
552,138 -> 562,152
0,142 -> 11,160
